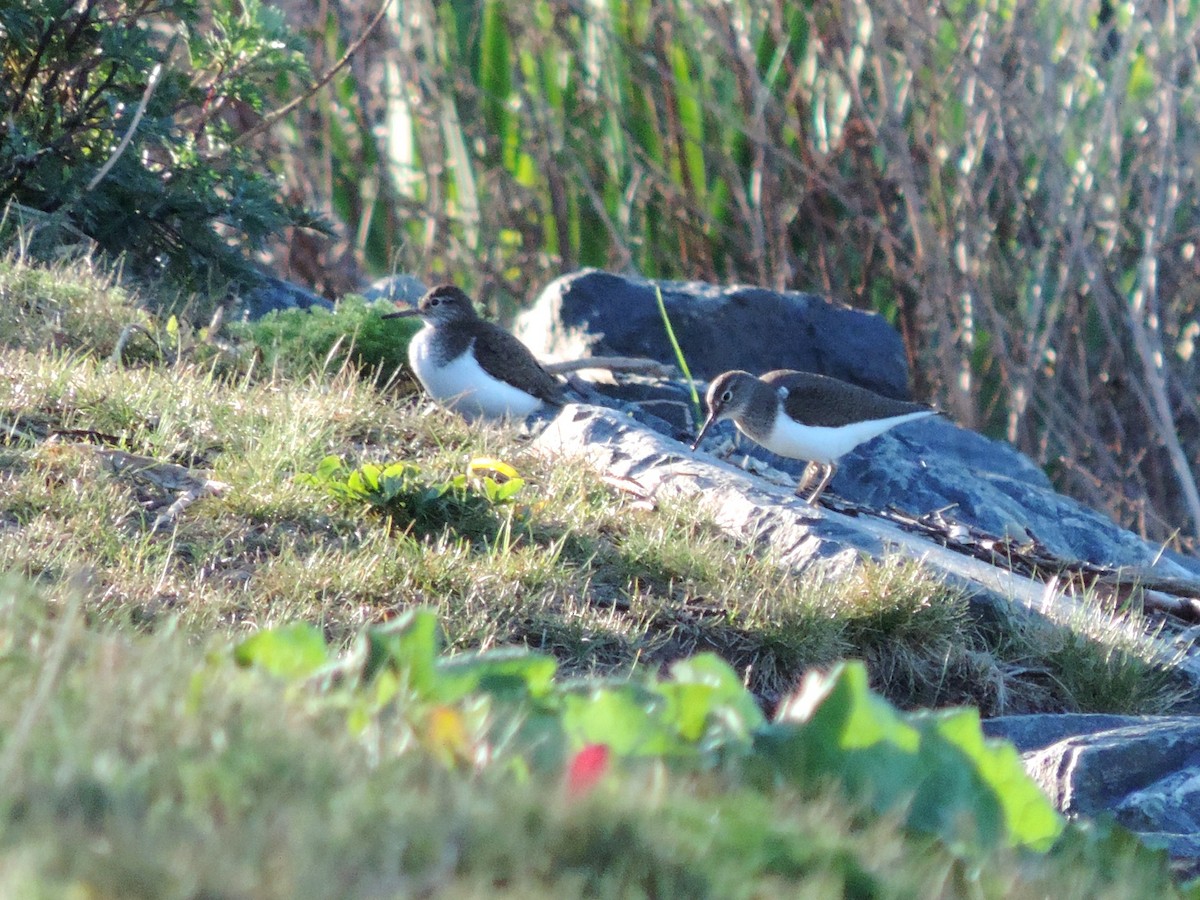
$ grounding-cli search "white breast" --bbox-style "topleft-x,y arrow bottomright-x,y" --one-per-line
746,409 -> 936,464
408,327 -> 543,420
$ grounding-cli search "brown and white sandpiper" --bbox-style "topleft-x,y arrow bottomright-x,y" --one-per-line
384,285 -> 565,421
691,369 -> 938,504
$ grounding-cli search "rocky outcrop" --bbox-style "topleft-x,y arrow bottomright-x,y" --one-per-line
516,272 -> 1159,565
534,401 -> 1200,873
533,405 -> 1200,635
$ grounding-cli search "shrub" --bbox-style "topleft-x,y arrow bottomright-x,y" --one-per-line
0,0 -> 317,288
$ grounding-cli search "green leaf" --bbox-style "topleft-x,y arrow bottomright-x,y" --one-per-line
360,608 -> 441,695
435,648 -> 558,703
653,681 -> 718,743
562,686 -> 682,757
667,653 -> 766,736
754,662 -> 1062,853
234,622 -> 328,679
912,708 -> 1063,851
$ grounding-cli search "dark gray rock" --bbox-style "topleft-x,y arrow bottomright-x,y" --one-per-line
361,274 -> 427,307
983,713 -> 1154,752
627,393 -> 1158,566
534,403 -> 1200,621
516,270 -> 1143,560
1023,719 -> 1200,815
515,269 -> 913,398
1008,716 -> 1200,869
236,274 -> 333,320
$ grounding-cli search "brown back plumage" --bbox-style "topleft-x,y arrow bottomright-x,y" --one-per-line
761,370 -> 933,428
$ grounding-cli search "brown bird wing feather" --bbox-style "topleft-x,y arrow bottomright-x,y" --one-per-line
470,325 -> 565,405
761,370 -> 933,428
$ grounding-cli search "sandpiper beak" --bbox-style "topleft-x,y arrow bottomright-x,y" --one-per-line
690,414 -> 718,451
381,307 -> 420,319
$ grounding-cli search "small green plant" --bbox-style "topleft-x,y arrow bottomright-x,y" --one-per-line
298,454 -> 526,541
0,0 -> 316,288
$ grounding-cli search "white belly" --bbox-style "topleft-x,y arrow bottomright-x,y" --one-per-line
745,409 -> 936,463
409,327 -> 543,420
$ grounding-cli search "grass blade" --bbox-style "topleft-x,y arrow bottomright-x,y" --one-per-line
655,284 -> 701,425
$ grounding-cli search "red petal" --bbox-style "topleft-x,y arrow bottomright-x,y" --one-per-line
565,743 -> 610,797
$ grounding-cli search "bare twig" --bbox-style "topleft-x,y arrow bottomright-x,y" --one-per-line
86,62 -> 163,192
229,0 -> 394,150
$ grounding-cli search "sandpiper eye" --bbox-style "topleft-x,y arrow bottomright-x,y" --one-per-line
721,389 -> 733,402
429,297 -> 440,306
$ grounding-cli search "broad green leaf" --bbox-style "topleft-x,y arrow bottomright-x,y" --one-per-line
912,708 -> 1063,851
483,476 -> 525,504
436,648 -> 558,702
361,608 -> 441,696
668,652 -> 766,735
313,454 -> 345,481
756,662 -> 1061,853
234,622 -> 328,679
562,686 -> 681,756
653,681 -> 717,743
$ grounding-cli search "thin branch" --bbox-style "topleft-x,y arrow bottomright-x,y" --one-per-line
229,0 -> 394,150
85,62 -> 162,192
543,356 -> 677,378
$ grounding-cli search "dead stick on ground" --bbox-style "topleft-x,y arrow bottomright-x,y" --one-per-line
543,356 -> 677,378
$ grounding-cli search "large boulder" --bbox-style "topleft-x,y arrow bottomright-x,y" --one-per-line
515,269 -> 913,398
514,271 -> 1170,564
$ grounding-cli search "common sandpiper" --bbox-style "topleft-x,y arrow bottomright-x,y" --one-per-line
691,369 -> 938,504
383,285 -> 565,421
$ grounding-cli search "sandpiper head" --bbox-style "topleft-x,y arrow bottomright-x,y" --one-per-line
383,284 -> 477,324
691,370 -> 760,450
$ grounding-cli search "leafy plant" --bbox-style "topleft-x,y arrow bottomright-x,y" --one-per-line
0,0 -> 316,288
235,608 -> 1070,858
297,454 -> 527,541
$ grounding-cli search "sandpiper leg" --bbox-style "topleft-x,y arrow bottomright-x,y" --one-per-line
805,462 -> 837,504
795,461 -> 819,497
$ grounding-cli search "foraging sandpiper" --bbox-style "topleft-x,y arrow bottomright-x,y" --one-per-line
691,369 -> 938,504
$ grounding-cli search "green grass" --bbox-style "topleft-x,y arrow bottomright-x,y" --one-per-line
0,250 -> 1194,896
